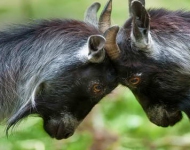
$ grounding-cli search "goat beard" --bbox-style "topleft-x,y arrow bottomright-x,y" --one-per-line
6,103 -> 34,136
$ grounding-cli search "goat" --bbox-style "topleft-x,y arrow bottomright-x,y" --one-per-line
0,0 -> 119,140
104,0 -> 190,127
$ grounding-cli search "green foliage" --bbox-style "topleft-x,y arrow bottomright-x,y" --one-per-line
0,0 -> 190,149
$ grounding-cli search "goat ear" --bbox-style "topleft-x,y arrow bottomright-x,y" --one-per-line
84,2 -> 101,27
128,0 -> 145,16
130,1 -> 151,49
88,35 -> 106,63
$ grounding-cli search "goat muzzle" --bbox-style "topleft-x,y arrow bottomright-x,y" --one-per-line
43,115 -> 80,140
146,105 -> 182,127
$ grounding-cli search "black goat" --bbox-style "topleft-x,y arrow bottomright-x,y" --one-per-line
0,1 -> 119,140
105,0 -> 190,127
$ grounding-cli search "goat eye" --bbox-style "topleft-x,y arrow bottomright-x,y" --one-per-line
92,84 -> 103,94
129,77 -> 141,85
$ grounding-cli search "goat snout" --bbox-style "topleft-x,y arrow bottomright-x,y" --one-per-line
146,105 -> 182,127
43,114 -> 80,140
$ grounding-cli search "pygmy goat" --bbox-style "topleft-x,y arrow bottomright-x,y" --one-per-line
106,0 -> 190,127
0,0 -> 119,140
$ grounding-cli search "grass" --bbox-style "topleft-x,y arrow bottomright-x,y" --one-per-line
0,0 -> 190,149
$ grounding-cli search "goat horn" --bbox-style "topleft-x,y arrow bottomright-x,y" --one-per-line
129,0 -> 145,16
84,2 -> 101,26
99,0 -> 112,33
104,26 -> 120,60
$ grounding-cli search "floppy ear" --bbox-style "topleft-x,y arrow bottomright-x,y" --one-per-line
87,35 -> 106,63
130,0 -> 151,49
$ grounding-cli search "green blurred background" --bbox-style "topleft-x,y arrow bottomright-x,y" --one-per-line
0,0 -> 190,150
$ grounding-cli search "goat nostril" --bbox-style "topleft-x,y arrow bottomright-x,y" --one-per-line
64,133 -> 70,138
64,131 -> 74,138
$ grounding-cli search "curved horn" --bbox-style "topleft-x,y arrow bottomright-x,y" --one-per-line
84,2 -> 101,26
129,0 -> 145,16
104,26 -> 120,60
99,0 -> 112,33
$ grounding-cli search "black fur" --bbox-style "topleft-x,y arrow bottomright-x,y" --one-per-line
114,6 -> 190,127
0,19 -> 118,139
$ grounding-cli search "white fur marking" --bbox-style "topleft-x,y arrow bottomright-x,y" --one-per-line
77,43 -> 89,62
